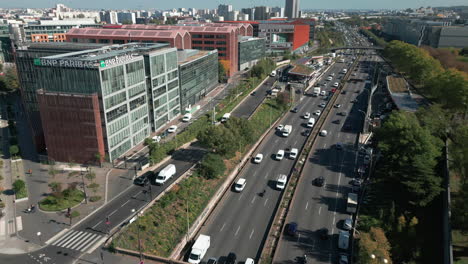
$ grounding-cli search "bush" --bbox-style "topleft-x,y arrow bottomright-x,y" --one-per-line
199,153 -> 226,179
70,211 -> 80,218
12,179 -> 27,199
89,196 -> 101,202
39,189 -> 84,211
9,145 -> 19,157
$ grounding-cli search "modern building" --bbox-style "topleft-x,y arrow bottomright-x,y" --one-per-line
32,43 -> 180,163
117,12 -> 136,24
177,49 -> 219,111
257,21 -> 310,52
285,0 -> 300,19
0,23 -> 13,62
100,11 -> 119,24
15,42 -> 107,152
66,27 -> 192,50
271,7 -> 286,18
218,4 -> 233,19
238,36 -> 266,70
382,18 -> 468,48
254,6 -> 270,20
241,8 -> 255,21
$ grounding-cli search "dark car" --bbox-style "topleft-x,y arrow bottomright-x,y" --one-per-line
134,174 -> 150,186
291,107 -> 298,113
355,90 -> 361,93
251,91 -> 256,96
303,129 -> 311,136
351,99 -> 358,103
207,258 -> 218,264
318,228 -> 329,240
344,124 -> 352,131
338,111 -> 347,116
341,90 -> 347,95
314,176 -> 325,187
286,222 -> 298,236
226,253 -> 237,264
334,119 -> 342,124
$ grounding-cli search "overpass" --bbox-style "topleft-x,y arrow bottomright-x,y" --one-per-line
330,46 -> 384,51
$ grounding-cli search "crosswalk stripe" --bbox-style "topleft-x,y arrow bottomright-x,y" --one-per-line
74,233 -> 99,252
80,234 -> 103,253
52,230 -> 78,246
68,232 -> 94,250
61,231 -> 87,248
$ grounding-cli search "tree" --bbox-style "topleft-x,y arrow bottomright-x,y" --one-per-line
276,92 -> 290,110
198,153 -> 226,179
218,61 -> 227,83
0,67 -> 19,92
76,13 -> 85,18
375,111 -> 443,207
12,179 -> 25,194
415,104 -> 451,139
358,227 -> 392,264
426,69 -> 468,114
461,47 -> 468,56
122,20 -> 133,25
85,169 -> 96,182
48,181 -> 62,194
9,145 -> 19,157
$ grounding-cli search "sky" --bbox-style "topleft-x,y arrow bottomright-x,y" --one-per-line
1,0 -> 467,10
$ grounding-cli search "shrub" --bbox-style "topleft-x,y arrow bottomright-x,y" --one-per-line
89,196 -> 101,202
199,153 -> 226,179
12,179 -> 25,194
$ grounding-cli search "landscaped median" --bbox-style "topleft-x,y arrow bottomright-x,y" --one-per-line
110,97 -> 290,257
39,183 -> 84,212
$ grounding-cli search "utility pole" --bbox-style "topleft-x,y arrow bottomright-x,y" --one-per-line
212,106 -> 215,124
81,169 -> 88,204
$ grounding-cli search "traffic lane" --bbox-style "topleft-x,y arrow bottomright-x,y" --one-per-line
75,148 -> 203,234
232,75 -> 277,118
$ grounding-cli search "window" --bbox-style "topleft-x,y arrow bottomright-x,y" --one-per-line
216,41 -> 226,45
152,75 -> 166,88
129,95 -> 146,110
167,80 -> 178,91
193,40 -> 202,44
204,35 -> 215,39
216,35 -> 226,39
150,54 -> 165,77
105,91 -> 127,109
153,85 -> 166,98
167,70 -> 178,81
126,60 -> 145,86
204,41 -> 214,45
128,83 -> 146,99
106,104 -> 128,122
192,34 -> 203,38
101,66 -> 125,96
217,47 -> 226,51
165,51 -> 178,71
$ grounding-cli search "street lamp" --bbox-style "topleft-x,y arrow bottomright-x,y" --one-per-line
131,209 -> 143,262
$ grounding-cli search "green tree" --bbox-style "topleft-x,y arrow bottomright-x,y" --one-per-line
85,169 -> 96,182
218,61 -> 227,83
48,181 -> 62,193
426,69 -> 468,113
122,20 -> 133,25
0,67 -> 19,92
198,153 -> 226,179
9,145 -> 19,157
415,104 -> 451,138
375,111 -> 443,207
12,179 -> 25,194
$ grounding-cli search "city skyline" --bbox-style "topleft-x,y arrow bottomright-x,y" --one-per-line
1,0 -> 468,10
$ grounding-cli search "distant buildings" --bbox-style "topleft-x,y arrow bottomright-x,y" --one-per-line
382,18 -> 468,48
285,0 -> 300,19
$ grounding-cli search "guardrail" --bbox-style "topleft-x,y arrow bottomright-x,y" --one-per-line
259,57 -> 361,264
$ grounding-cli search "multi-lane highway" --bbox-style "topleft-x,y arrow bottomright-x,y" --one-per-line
273,50 -> 380,264
198,61 -> 350,263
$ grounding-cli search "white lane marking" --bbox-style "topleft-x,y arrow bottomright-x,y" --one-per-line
91,220 -> 102,229
109,209 -> 118,217
274,138 -> 279,144
297,233 -> 301,243
235,226 -> 240,236
333,215 -> 336,224
305,202 -> 309,210
324,143 -> 327,148
318,207 -> 322,215
331,227 -> 335,235
264,198 -> 269,206
121,200 -> 130,208
294,140 -> 298,146
133,190 -> 142,198
251,196 -> 256,204
68,232 -> 94,250
220,223 -> 226,232
253,171 -> 258,177
238,193 -> 244,201
75,233 -> 100,252
249,229 -> 255,240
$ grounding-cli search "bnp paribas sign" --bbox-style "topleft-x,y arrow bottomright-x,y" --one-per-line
33,54 -> 135,69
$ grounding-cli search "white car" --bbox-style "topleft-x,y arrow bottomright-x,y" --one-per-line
303,112 -> 311,119
276,150 -> 285,160
333,82 -> 339,87
253,153 -> 263,164
343,218 -> 353,230
289,148 -> 298,159
320,90 -> 326,96
319,130 -> 328,136
330,73 -> 335,76
319,102 -> 326,108
276,124 -> 284,131
167,125 -> 177,133
182,113 -> 192,122
326,76 -> 333,81
314,110 -> 321,116
234,178 -> 246,192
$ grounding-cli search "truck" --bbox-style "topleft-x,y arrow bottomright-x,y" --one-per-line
313,87 -> 321,97
346,192 -> 358,214
282,125 -> 292,137
188,234 -> 210,264
155,164 -> 176,185
221,113 -> 231,123
338,230 -> 350,250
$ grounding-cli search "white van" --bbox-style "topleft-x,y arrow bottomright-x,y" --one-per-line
289,148 -> 298,159
307,118 -> 315,128
342,68 -> 348,74
221,113 -> 231,123
276,174 -> 287,190
155,164 -> 176,185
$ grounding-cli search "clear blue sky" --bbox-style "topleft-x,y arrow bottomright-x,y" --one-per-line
3,0 -> 467,10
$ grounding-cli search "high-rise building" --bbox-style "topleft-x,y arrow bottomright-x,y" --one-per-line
117,12 -> 136,24
100,11 -> 119,24
271,7 -> 285,18
241,8 -> 255,20
218,4 -> 233,19
285,0 -> 300,19
254,6 -> 270,20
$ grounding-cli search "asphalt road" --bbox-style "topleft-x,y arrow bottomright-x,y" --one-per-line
273,50 -> 380,264
197,62 -> 349,263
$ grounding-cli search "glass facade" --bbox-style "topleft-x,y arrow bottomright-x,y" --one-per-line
178,51 -> 219,110
238,38 -> 266,70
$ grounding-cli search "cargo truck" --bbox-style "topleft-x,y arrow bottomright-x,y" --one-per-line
282,125 -> 292,137
313,87 -> 321,97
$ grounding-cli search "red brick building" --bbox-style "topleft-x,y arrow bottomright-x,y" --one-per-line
37,90 -> 105,164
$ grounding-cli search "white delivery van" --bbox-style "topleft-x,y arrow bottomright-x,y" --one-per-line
276,174 -> 287,190
276,150 -> 285,160
307,118 -> 315,128
282,125 -> 292,137
221,113 -> 231,123
289,148 -> 298,159
155,164 -> 176,185
342,68 -> 348,74
188,234 -> 210,264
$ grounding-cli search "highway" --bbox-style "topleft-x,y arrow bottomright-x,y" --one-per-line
198,62 -> 348,263
273,53 -> 381,263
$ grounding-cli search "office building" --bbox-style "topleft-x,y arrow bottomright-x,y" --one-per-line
33,43 -> 180,163
238,37 -> 266,70
241,8 -> 255,20
178,49 -> 219,111
285,0 -> 300,19
100,11 -> 119,24
254,6 -> 270,20
271,7 -> 285,18
218,4 -> 233,19
117,12 -> 136,24
15,42 -> 106,152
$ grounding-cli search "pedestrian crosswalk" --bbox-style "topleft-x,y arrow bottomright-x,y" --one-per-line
50,230 -> 103,252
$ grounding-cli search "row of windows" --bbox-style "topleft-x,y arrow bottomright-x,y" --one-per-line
107,116 -> 130,136
153,85 -> 166,98
110,139 -> 131,161
150,54 -> 165,77
168,98 -> 179,110
106,104 -> 127,123
154,95 -> 168,109
128,83 -> 146,99
168,89 -> 179,101
167,79 -> 179,92
126,60 -> 145,87
101,66 -> 125,96
167,70 -> 178,81
155,114 -> 168,129
132,117 -> 149,134
105,91 -> 126,110
166,51 -> 178,72
129,95 -> 146,111
152,75 -> 166,88
154,105 -> 167,117
192,34 -> 227,39
109,127 -> 130,149
132,129 -> 148,147
131,106 -> 147,122
200,41 -> 227,45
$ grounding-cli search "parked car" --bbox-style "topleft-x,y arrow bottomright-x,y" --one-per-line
320,130 -> 328,136
314,176 -> 325,187
167,125 -> 177,133
253,154 -> 263,164
133,173 -> 150,186
226,253 -> 237,264
303,112 -> 311,119
315,110 -> 321,116
276,124 -> 284,131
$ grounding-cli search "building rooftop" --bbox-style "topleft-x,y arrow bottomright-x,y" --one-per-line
177,49 -> 215,65
37,43 -> 170,67
386,75 -> 422,112
16,42 -> 107,52
288,64 -> 315,76
120,24 -> 239,34
68,27 -> 190,39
